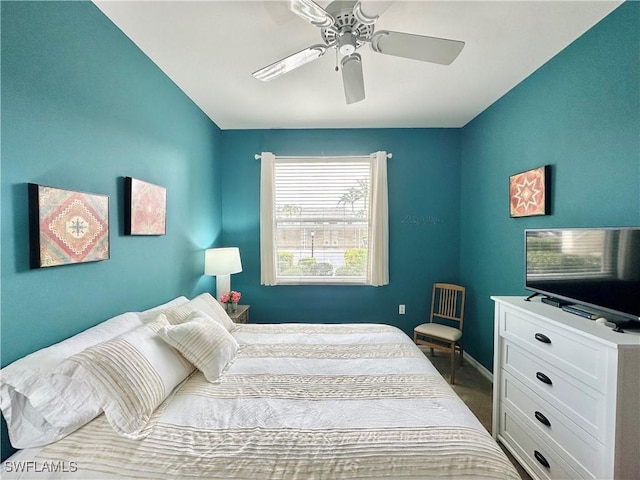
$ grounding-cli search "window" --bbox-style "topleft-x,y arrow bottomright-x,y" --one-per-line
260,151 -> 389,286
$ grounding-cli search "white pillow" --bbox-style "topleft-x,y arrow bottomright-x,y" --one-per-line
163,293 -> 235,331
0,311 -> 141,448
158,311 -> 239,382
0,296 -> 189,448
52,315 -> 194,439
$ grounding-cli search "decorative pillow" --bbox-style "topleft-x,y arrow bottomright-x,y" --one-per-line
0,296 -> 189,448
50,314 -> 194,439
163,293 -> 235,331
158,311 -> 239,382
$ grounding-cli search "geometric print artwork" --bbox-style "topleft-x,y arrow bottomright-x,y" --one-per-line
125,177 -> 166,235
509,165 -> 550,218
28,184 -> 110,268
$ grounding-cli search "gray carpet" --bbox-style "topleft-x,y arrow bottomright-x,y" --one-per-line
425,350 -> 532,480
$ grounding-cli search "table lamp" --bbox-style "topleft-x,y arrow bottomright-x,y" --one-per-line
204,247 -> 242,302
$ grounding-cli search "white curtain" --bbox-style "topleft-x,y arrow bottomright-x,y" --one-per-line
259,152 -> 277,285
367,151 -> 389,286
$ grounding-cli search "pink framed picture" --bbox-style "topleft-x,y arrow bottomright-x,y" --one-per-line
28,184 -> 110,268
509,165 -> 550,218
125,177 -> 167,235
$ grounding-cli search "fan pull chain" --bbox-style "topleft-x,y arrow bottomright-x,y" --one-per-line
335,48 -> 339,72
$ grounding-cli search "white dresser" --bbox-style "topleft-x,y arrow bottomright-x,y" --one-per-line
491,296 -> 640,480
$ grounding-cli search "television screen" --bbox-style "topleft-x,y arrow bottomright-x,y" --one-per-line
525,228 -> 640,322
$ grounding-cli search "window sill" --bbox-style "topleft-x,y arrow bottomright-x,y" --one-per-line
273,276 -> 368,286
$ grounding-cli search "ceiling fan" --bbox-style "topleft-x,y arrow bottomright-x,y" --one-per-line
252,0 -> 465,104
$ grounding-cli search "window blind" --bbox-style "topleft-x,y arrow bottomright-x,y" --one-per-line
260,152 -> 389,286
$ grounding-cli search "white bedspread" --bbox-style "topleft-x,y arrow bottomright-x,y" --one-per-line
4,324 -> 519,479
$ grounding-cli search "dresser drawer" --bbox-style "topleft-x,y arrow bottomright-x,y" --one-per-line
499,306 -> 608,392
502,341 -> 606,442
501,370 -> 604,478
499,405 -> 583,480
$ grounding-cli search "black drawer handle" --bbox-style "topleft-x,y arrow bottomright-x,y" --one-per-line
534,333 -> 551,344
534,450 -> 550,469
534,411 -> 551,427
536,372 -> 553,385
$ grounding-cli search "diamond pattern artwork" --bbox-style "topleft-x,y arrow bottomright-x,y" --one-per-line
509,165 -> 550,218
125,177 -> 166,235
29,184 -> 110,268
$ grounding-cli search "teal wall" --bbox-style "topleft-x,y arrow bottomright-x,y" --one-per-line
1,1 -> 223,460
221,129 -> 462,333
459,1 -> 640,369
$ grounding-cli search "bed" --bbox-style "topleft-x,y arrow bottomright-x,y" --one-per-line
1,294 -> 519,479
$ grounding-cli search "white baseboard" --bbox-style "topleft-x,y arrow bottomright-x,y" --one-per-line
417,346 -> 493,383
462,351 -> 493,383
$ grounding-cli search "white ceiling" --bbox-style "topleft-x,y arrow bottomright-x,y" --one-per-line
93,1 -> 622,130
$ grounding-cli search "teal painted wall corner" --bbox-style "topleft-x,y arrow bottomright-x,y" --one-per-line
459,1 -> 640,370
1,1 -> 223,460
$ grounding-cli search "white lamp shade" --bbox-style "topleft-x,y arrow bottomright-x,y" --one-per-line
204,247 -> 242,276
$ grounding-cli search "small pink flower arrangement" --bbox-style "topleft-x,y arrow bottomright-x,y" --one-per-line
220,291 -> 241,304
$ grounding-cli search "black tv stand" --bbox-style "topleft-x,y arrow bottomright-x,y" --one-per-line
524,292 -> 540,302
524,293 -> 571,308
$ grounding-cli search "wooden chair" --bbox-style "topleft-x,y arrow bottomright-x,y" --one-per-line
413,283 -> 465,384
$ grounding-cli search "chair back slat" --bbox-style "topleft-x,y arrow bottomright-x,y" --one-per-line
430,283 -> 465,329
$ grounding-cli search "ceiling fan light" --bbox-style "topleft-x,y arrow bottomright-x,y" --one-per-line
338,31 -> 357,56
288,0 -> 334,27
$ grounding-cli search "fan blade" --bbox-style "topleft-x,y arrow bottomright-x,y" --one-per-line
253,45 -> 327,82
341,53 -> 365,104
370,30 -> 464,65
263,1 -> 295,26
288,0 -> 334,27
353,1 -> 393,24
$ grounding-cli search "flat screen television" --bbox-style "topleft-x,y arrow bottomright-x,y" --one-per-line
525,227 -> 640,324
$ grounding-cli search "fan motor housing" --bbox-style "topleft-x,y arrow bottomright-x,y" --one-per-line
321,1 -> 374,49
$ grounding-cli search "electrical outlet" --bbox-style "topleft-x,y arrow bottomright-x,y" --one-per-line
399,304 -> 405,314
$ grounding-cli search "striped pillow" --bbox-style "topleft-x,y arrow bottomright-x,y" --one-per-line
54,315 -> 194,438
161,293 -> 235,331
158,311 -> 239,382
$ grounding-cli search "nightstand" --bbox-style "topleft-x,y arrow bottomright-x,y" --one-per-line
227,305 -> 250,324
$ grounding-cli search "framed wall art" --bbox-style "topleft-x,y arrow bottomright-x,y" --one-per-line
125,177 -> 167,235
509,165 -> 550,218
28,184 -> 110,269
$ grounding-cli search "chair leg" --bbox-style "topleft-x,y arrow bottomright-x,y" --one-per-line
450,347 -> 456,385
459,341 -> 464,366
